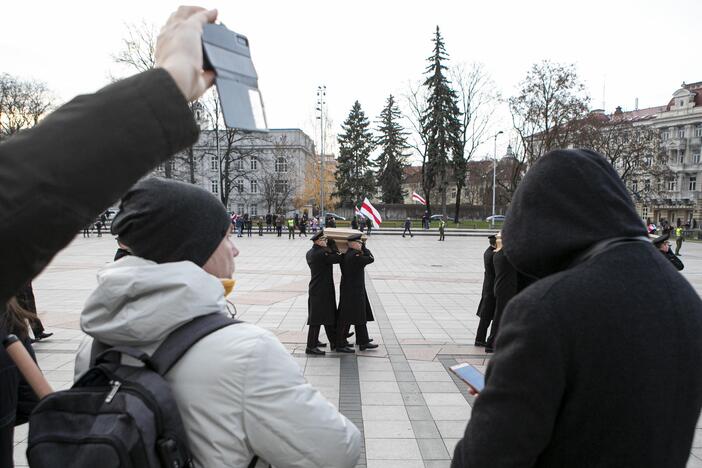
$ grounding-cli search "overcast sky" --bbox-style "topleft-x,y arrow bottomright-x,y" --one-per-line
2,0 -> 699,162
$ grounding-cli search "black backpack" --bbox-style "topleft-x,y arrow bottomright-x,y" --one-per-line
26,313 -> 248,468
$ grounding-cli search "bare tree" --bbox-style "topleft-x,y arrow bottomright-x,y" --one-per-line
450,63 -> 499,221
404,80 -> 429,203
0,73 -> 53,141
260,135 -> 298,214
112,21 -> 157,74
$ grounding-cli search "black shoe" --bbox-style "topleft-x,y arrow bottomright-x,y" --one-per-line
335,346 -> 355,353
474,341 -> 487,347
359,342 -> 379,351
33,332 -> 53,342
316,341 -> 327,348
305,347 -> 325,355
485,347 -> 494,354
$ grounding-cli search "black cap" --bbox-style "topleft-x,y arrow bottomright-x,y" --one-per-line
650,233 -> 669,246
111,178 -> 231,266
348,233 -> 363,241
311,230 -> 325,241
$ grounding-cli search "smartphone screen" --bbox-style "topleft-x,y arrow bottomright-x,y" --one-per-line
450,363 -> 485,393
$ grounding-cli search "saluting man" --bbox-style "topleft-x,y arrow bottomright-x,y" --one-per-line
337,233 -> 378,352
305,230 -> 342,355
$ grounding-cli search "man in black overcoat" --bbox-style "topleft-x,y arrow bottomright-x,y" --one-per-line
474,235 -> 496,346
305,231 -> 342,355
337,234 -> 378,352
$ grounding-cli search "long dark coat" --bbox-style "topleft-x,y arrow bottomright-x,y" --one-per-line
476,246 -> 496,319
338,246 -> 375,325
306,244 -> 342,325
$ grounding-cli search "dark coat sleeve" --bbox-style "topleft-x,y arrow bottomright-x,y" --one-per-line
665,250 -> 684,271
0,69 -> 199,305
451,292 -> 567,467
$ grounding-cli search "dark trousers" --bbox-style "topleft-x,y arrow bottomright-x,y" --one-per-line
307,324 -> 336,349
288,227 -> 295,239
402,227 -> 413,237
266,223 -> 272,232
258,226 -> 263,236
0,425 -> 13,468
486,300 -> 507,349
338,322 -> 370,347
276,226 -> 282,237
676,238 -> 683,255
439,228 -> 445,241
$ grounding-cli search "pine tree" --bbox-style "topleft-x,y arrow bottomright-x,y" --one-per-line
375,95 -> 410,204
420,26 -> 462,216
334,101 -> 376,207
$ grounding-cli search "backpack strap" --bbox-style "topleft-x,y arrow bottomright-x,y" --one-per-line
149,313 -> 241,376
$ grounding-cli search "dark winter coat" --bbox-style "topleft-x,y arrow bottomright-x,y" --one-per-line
306,244 -> 342,326
0,69 -> 198,464
452,149 -> 702,468
492,249 -> 518,321
475,246 -> 496,319
338,246 -> 375,325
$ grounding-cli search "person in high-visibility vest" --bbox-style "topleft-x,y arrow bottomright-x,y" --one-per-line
438,216 -> 446,241
287,217 -> 296,239
675,226 -> 684,255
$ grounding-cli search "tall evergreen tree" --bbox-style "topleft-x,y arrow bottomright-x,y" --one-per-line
375,95 -> 410,204
334,101 -> 376,207
420,26 -> 462,216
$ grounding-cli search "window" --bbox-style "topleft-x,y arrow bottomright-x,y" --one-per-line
235,159 -> 244,171
644,179 -> 650,191
690,176 -> 697,191
696,125 -> 702,137
678,127 -> 685,138
668,178 -> 677,191
632,180 -> 638,192
451,188 -> 457,199
694,152 -> 701,164
251,157 -> 258,170
169,160 -> 177,171
661,130 -> 669,140
680,150 -> 685,163
275,157 -> 288,173
235,179 -> 244,193
642,206 -> 648,219
250,204 -> 258,216
237,203 -> 245,214
210,155 -> 218,171
275,179 -> 288,194
679,99 -> 686,108
643,156 -> 652,167
250,179 -> 258,193
210,180 -> 218,194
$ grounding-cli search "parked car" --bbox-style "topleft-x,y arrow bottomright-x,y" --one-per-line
430,214 -> 449,221
486,215 -> 506,222
325,213 -> 346,221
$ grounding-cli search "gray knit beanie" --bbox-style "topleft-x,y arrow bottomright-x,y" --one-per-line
111,177 -> 231,266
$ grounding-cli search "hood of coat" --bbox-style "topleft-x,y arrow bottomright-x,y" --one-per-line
80,256 -> 228,349
502,148 -> 647,280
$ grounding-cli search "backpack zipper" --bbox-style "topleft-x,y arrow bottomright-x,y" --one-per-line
105,380 -> 122,403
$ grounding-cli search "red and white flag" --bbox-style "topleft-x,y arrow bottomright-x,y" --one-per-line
411,191 -> 427,205
359,198 -> 382,228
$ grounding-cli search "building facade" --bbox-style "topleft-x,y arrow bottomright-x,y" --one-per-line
153,128 -> 316,216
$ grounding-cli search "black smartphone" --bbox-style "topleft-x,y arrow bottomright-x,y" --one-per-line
449,363 -> 485,394
202,23 -> 268,132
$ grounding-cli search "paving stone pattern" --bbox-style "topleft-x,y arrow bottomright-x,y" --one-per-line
12,234 -> 702,467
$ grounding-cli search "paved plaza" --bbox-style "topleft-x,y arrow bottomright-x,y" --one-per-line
12,233 -> 702,467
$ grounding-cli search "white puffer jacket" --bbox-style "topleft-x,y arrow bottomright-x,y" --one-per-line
75,256 -> 361,468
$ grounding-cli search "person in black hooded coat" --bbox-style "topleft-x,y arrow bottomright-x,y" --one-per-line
337,238 -> 376,351
474,235 -> 496,346
451,149 -> 702,468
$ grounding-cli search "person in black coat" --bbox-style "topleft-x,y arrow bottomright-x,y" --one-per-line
484,235 -> 518,353
15,283 -> 52,342
336,234 -> 378,352
0,8 -> 219,464
265,213 -> 272,232
305,231 -> 342,355
474,235 -> 496,346
652,233 -> 684,271
451,149 -> 702,468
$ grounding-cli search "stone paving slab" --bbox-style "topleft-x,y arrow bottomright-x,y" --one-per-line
12,234 -> 702,467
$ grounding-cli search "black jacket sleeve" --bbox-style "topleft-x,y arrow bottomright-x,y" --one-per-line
0,69 -> 199,305
665,250 -> 684,271
451,292 -> 567,467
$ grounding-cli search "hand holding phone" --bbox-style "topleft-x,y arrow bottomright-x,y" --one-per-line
449,363 -> 485,394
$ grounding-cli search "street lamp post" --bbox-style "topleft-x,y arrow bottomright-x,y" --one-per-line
492,130 -> 504,228
316,85 -> 326,226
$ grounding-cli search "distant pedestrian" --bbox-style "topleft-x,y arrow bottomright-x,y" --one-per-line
257,217 -> 264,236
422,211 -> 429,230
266,213 -> 272,232
438,216 -> 446,241
245,214 -> 252,237
83,225 -> 90,237
300,218 -> 307,237
287,218 -> 296,239
351,217 -> 358,230
276,215 -> 283,237
675,225 -> 684,255
235,216 -> 244,237
402,218 -> 413,238
474,235 -> 497,346
359,217 -> 366,232
95,220 -> 103,237
366,222 -> 372,236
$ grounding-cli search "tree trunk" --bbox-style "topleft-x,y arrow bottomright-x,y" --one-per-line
164,161 -> 172,179
453,184 -> 463,223
187,147 -> 196,184
441,187 -> 447,217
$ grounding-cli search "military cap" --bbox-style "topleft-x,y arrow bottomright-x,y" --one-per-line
347,233 -> 363,241
311,230 -> 325,241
